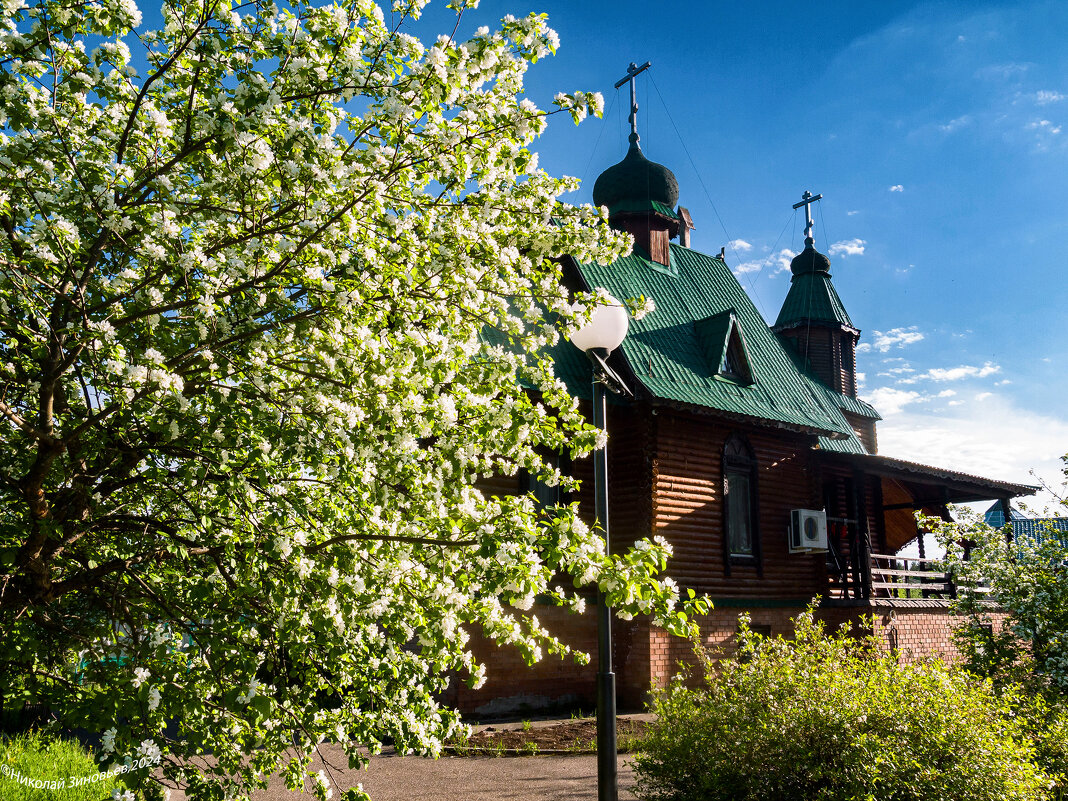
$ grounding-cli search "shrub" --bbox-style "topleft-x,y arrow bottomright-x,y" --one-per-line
925,506 -> 1068,696
633,608 -> 1055,801
1018,694 -> 1068,799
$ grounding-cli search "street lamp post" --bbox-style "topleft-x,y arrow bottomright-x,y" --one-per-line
570,294 -> 631,801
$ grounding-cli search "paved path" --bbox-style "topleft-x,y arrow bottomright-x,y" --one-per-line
166,746 -> 639,801
166,718 -> 646,801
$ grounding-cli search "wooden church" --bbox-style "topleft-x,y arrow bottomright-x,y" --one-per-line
450,73 -> 1035,717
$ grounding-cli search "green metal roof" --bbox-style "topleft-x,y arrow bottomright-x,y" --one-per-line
774,269 -> 855,330
816,430 -> 869,454
555,244 -> 858,438
836,391 -> 881,420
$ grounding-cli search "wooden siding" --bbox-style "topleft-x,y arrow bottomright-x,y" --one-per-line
651,410 -> 827,599
840,333 -> 858,397
617,216 -> 672,267
475,402 -> 654,555
474,401 -> 895,604
779,327 -> 859,397
606,404 -> 654,552
843,411 -> 878,454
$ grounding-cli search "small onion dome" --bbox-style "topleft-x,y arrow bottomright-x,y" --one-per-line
790,237 -> 832,275
593,137 -> 679,217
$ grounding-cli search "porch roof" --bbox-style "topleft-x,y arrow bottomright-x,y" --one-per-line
820,451 -> 1038,552
821,451 -> 1038,503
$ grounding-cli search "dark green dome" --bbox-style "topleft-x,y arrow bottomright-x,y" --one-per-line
592,138 -> 679,215
790,238 -> 832,275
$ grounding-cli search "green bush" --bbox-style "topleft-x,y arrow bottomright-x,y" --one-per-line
1018,695 -> 1068,799
0,730 -> 114,801
633,608 -> 1055,801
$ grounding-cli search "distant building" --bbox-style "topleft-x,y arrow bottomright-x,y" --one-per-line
984,502 -> 1068,544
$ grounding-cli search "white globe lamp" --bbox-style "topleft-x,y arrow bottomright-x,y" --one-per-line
569,293 -> 629,354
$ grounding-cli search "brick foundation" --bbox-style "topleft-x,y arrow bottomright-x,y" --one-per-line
449,600 -> 1008,716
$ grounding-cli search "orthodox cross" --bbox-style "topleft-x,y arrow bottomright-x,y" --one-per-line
792,190 -> 823,243
614,61 -> 652,143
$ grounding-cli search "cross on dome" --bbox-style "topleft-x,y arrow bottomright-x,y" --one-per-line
614,61 -> 651,145
792,190 -> 823,246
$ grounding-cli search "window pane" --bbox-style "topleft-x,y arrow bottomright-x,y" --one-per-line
532,476 -> 560,508
531,454 -> 562,509
727,471 -> 752,555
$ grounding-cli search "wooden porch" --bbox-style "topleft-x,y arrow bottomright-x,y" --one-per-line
827,551 -> 970,602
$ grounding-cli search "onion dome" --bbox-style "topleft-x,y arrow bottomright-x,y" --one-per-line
790,237 -> 832,275
775,237 -> 853,329
592,136 -> 679,218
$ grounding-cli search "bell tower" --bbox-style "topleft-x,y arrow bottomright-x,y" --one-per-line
772,191 -> 860,398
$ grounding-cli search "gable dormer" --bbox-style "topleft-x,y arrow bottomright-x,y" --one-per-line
696,310 -> 754,385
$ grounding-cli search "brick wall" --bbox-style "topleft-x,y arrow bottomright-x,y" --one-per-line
448,604 -> 620,717
449,601 -> 1008,717
867,605 -> 1009,664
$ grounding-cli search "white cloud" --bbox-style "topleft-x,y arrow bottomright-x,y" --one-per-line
846,210 -> 859,216
877,365 -> 917,377
875,394 -> 1068,512
867,387 -> 922,415
733,260 -> 763,275
772,248 -> 795,272
938,115 -> 972,133
974,391 -> 993,401
867,385 -> 963,416
1027,119 -> 1062,134
829,238 -> 866,257
889,184 -> 904,192
1035,90 -> 1066,105
976,62 -> 1030,81
729,239 -> 753,252
731,247 -> 795,277
907,361 -> 1001,382
867,327 -> 925,352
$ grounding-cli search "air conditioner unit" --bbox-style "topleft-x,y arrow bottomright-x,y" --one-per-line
790,509 -> 828,553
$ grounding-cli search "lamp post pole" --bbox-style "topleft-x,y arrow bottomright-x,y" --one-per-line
591,350 -> 617,801
568,292 -> 631,801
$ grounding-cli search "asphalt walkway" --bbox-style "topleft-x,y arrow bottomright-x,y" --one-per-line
166,718 -> 646,801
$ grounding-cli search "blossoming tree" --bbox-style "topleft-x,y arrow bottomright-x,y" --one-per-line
0,0 -> 699,798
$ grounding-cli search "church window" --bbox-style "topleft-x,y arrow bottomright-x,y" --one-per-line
521,452 -> 569,510
723,434 -> 761,571
726,469 -> 752,554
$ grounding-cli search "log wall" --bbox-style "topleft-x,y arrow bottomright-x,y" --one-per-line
651,410 -> 830,599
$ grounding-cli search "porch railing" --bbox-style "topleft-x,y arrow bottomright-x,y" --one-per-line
854,555 -> 986,598
827,552 -> 991,601
869,553 -> 954,599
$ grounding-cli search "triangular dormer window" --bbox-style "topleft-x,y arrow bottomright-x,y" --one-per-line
695,310 -> 754,385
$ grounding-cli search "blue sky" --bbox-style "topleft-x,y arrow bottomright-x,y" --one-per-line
124,0 -> 1067,510
468,0 -> 1068,510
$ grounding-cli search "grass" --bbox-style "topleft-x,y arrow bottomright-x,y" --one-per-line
0,730 -> 116,801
